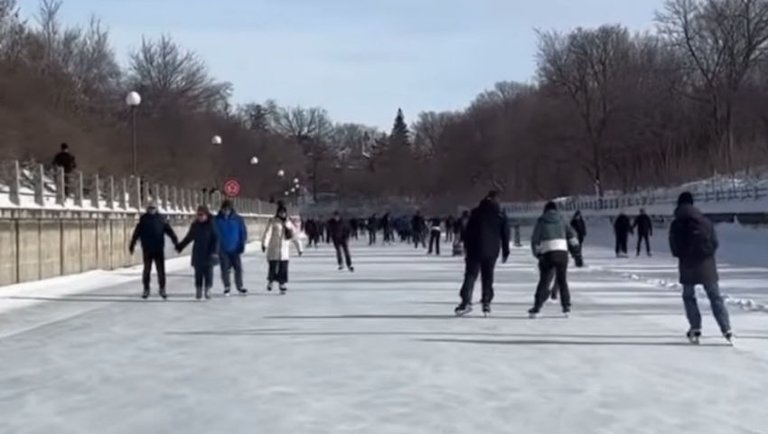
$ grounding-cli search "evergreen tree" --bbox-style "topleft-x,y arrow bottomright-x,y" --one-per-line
389,108 -> 410,149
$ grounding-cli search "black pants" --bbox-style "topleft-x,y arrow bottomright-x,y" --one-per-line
414,232 -> 426,248
368,230 -> 376,245
533,251 -> 570,312
142,251 -> 166,290
459,257 -> 497,305
334,241 -> 352,267
615,233 -> 629,256
268,260 -> 289,284
636,233 -> 651,255
194,265 -> 213,294
220,251 -> 244,290
577,233 -> 585,246
428,230 -> 441,255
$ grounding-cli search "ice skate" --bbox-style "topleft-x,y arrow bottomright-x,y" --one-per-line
528,308 -> 540,319
279,284 -> 287,295
348,266 -> 355,272
204,288 -> 212,300
159,288 -> 167,300
454,303 -> 473,317
266,282 -> 273,292
482,303 -> 491,317
562,307 -> 571,318
686,329 -> 701,345
237,287 -> 248,295
724,331 -> 734,346
141,288 -> 150,300
223,287 -> 231,297
338,265 -> 344,271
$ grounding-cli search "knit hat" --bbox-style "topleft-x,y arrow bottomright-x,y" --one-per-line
677,192 -> 694,206
544,201 -> 557,212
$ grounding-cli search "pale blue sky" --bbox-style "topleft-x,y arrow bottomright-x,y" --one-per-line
18,0 -> 664,129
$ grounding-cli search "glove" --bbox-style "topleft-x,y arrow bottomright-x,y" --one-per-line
574,255 -> 584,268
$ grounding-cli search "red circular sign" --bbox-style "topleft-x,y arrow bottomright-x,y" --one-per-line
223,179 -> 241,197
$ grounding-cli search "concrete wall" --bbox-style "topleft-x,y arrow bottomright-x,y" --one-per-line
0,212 -> 272,287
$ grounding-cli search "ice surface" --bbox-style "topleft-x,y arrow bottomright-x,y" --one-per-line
1,241 -> 767,434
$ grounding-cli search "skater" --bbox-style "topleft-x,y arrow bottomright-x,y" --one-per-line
367,213 -> 378,246
570,210 -> 587,246
412,211 -> 427,249
633,208 -> 653,256
349,218 -> 359,240
261,202 -> 303,294
527,202 -> 584,318
305,218 -> 320,248
455,191 -> 511,317
129,202 -> 179,300
427,216 -> 442,255
328,211 -> 354,271
177,205 -> 219,300
613,213 -> 632,258
215,200 -> 248,296
381,213 -> 393,244
445,216 -> 456,243
669,192 -> 732,344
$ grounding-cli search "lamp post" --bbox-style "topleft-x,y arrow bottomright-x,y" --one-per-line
250,156 -> 259,165
125,91 -> 142,175
277,169 -> 285,178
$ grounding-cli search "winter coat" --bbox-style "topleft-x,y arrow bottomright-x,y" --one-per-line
633,214 -> 653,236
262,217 -> 303,261
411,215 -> 426,233
614,214 -> 632,236
429,217 -> 442,232
531,210 -> 580,257
463,199 -> 511,260
178,218 -> 219,268
367,217 -> 378,231
669,204 -> 719,286
570,216 -> 587,239
328,218 -> 351,244
215,211 -> 247,254
130,213 -> 178,255
52,151 -> 77,174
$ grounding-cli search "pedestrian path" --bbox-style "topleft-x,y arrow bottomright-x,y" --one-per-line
1,242 -> 767,434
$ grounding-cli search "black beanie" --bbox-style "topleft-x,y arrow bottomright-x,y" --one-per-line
677,192 -> 694,206
544,201 -> 557,212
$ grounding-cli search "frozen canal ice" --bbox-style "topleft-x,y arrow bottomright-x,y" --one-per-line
1,241 -> 767,434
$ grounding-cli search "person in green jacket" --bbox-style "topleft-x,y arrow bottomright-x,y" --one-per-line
528,202 -> 583,318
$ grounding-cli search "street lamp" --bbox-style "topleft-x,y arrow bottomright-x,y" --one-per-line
211,135 -> 222,146
125,91 -> 142,175
293,177 -> 299,185
277,169 -> 285,178
250,156 -> 259,165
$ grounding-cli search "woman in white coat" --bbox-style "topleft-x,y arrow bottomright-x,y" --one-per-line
261,202 -> 303,293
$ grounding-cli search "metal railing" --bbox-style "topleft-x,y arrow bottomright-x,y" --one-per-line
0,159 -> 272,215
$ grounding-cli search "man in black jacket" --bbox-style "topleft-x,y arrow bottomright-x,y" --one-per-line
633,208 -> 653,256
328,211 -> 354,271
455,191 -> 511,316
613,213 -> 632,258
411,211 -> 427,249
669,192 -> 732,344
52,143 -> 77,196
129,203 -> 179,300
367,213 -> 378,246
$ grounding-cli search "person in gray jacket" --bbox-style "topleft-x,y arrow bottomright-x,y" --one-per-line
528,202 -> 583,318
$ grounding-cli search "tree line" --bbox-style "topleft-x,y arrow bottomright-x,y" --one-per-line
2,0 -> 768,207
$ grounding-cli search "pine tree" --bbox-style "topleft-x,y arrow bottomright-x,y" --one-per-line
389,108 -> 410,149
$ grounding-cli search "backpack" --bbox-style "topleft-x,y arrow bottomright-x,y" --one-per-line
674,217 -> 715,259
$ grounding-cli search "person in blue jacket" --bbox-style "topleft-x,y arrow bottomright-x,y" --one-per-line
215,200 -> 248,295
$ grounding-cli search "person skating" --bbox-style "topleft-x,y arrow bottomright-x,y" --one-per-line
669,192 -> 732,345
570,210 -> 587,246
261,202 -> 303,294
527,202 -> 584,318
427,216 -> 442,255
613,213 -> 632,258
455,191 -> 511,317
412,211 -> 427,249
328,211 -> 354,272
129,202 -> 179,300
350,218 -> 359,240
305,218 -> 320,248
177,205 -> 219,300
633,208 -> 653,257
367,213 -> 378,245
215,200 -> 248,296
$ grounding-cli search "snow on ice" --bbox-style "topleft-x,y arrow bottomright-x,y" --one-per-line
0,240 -> 767,434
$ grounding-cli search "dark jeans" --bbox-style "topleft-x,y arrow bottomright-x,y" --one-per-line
220,251 -> 244,290
368,230 -> 377,245
414,232 -> 426,248
334,241 -> 352,267
615,233 -> 629,255
142,251 -> 166,290
532,251 -> 570,312
636,233 -> 651,255
428,230 -> 441,255
459,257 -> 497,305
268,260 -> 289,284
682,283 -> 731,334
194,265 -> 213,296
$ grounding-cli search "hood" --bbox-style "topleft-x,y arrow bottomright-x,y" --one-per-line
538,209 -> 562,224
674,203 -> 702,219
